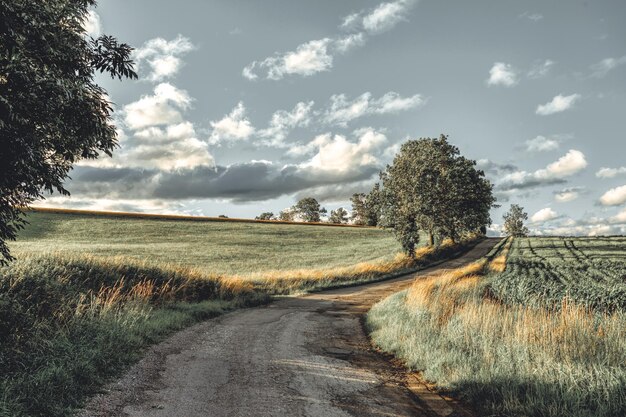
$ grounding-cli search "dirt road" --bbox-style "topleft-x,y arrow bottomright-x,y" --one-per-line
80,239 -> 499,417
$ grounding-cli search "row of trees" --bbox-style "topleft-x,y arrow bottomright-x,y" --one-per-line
255,198 -> 350,224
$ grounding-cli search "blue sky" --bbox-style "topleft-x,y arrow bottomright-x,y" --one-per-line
45,0 -> 626,235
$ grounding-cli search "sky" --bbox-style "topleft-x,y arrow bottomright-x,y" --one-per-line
42,0 -> 626,236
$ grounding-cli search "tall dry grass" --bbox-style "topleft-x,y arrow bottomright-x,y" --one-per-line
368,255 -> 626,417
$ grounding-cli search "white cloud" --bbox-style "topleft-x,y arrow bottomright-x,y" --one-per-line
611,208 -> 626,223
599,185 -> 626,206
590,56 -> 626,78
536,94 -> 581,115
372,91 -> 425,113
334,33 -> 366,53
497,150 -> 587,191
525,135 -> 560,152
362,0 -> 417,34
298,128 -> 387,175
86,85 -> 213,172
596,166 -> 626,178
243,0 -> 417,80
487,62 -> 518,87
519,12 -> 543,22
535,149 -> 587,179
123,83 -> 192,130
528,59 -> 555,79
554,187 -> 583,203
37,196 -> 184,215
531,208 -> 558,223
209,102 -> 255,145
258,101 -> 314,146
83,10 -> 102,37
242,66 -> 258,81
340,12 -> 362,31
243,39 -> 334,81
323,91 -> 424,126
125,122 -> 213,170
134,35 -> 195,82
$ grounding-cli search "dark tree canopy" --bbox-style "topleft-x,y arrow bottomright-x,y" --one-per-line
0,0 -> 137,263
380,135 -> 497,257
293,197 -> 327,223
255,212 -> 275,221
503,204 -> 530,237
329,207 -> 348,224
278,210 -> 294,222
350,184 -> 382,226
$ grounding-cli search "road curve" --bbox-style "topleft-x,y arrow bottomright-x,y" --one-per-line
80,239 -> 500,417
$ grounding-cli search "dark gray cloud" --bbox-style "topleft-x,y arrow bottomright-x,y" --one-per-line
66,161 -> 379,203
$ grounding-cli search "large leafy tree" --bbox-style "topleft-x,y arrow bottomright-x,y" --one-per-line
0,0 -> 137,263
381,135 -> 496,256
503,204 -> 529,237
293,197 -> 327,222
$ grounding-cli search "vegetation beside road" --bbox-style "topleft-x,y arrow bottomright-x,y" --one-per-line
0,255 -> 267,417
1,209 -> 483,416
368,236 -> 626,417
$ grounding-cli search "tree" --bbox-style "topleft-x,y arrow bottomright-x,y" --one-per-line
0,0 -> 137,263
329,207 -> 348,224
503,204 -> 529,237
350,193 -> 367,225
218,215 -> 228,219
255,212 -> 275,221
350,184 -> 382,226
278,209 -> 294,222
293,197 -> 326,222
381,135 -> 496,256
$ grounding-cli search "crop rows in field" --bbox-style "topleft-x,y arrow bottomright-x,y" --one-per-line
489,237 -> 626,311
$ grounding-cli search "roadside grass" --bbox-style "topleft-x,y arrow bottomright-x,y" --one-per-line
1,209 -> 483,417
0,255 -> 267,417
367,238 -> 626,417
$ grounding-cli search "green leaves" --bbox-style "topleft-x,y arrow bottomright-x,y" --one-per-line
0,0 -> 136,262
503,204 -> 530,237
380,134 -> 496,256
293,197 -> 326,222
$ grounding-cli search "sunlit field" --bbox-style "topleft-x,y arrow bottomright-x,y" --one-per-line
368,237 -> 626,417
11,209 -> 402,275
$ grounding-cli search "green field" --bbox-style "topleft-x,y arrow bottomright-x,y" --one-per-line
11,210 -> 402,275
368,236 -> 626,417
490,237 -> 626,311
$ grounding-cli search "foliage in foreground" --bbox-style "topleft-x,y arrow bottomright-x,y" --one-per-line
368,238 -> 626,417
0,255 -> 265,417
0,0 -> 136,263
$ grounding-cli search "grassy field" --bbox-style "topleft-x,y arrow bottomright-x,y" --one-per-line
368,237 -> 626,417
2,209 -> 482,417
11,209 -> 402,275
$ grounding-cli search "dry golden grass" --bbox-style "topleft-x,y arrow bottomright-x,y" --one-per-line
404,256 -> 624,367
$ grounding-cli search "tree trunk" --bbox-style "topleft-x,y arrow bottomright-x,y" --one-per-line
428,232 -> 435,246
